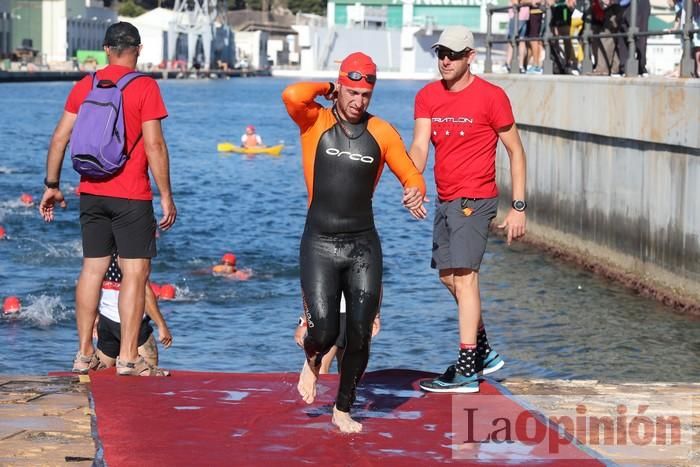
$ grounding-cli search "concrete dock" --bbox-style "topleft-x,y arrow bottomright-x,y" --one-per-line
0,376 -> 94,466
0,68 -> 272,83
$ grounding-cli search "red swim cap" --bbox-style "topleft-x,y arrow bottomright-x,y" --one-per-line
20,193 -> 33,206
0,225 -> 5,239
3,296 -> 21,314
246,125 -> 255,132
338,52 -> 377,90
159,284 -> 176,300
222,252 -> 236,266
149,282 -> 162,299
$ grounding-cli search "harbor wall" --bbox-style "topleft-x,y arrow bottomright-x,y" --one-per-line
492,75 -> 700,306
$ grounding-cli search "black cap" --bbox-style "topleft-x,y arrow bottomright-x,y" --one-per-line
103,21 -> 141,48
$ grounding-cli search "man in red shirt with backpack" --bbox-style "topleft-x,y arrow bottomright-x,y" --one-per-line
39,22 -> 176,376
405,26 -> 527,393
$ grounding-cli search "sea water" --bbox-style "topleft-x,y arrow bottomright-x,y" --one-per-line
0,77 -> 698,381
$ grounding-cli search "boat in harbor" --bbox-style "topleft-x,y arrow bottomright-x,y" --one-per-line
217,142 -> 284,156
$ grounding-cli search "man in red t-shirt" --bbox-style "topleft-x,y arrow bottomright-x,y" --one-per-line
39,22 -> 176,376
405,26 -> 527,393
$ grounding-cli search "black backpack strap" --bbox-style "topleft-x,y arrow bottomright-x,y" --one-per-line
90,72 -> 98,90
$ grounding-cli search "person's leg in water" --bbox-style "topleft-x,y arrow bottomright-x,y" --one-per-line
333,230 -> 382,433
298,230 -> 343,404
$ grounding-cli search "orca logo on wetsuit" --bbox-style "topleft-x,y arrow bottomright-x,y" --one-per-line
325,147 -> 375,164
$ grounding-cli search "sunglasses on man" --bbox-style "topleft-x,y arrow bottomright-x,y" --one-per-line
339,70 -> 377,84
435,47 -> 472,61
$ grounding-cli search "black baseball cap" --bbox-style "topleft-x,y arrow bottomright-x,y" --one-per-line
103,22 -> 141,48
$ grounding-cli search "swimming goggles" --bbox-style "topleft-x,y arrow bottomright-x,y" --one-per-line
435,47 -> 472,61
339,70 -> 377,84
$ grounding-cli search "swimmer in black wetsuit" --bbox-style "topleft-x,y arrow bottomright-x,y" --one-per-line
282,52 -> 426,433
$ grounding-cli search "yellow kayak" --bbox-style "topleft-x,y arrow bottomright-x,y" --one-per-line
217,142 -> 283,156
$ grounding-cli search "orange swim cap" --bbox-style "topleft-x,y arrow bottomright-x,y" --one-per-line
159,284 -> 176,300
338,52 -> 377,90
221,252 -> 236,266
3,296 -> 21,314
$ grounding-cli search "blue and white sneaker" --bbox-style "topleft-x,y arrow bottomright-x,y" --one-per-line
478,350 -> 505,376
419,365 -> 479,393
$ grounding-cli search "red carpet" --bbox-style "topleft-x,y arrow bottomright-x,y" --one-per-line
88,369 -> 604,466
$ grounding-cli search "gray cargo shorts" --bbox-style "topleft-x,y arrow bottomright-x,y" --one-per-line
431,197 -> 498,271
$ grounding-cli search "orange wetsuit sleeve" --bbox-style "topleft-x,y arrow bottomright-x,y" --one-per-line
281,82 -> 333,133
368,118 -> 426,197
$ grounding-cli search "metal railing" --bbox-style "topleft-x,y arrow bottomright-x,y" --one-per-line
484,0 -> 699,77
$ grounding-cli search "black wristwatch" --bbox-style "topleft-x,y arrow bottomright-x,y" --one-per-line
512,200 -> 527,212
44,177 -> 60,189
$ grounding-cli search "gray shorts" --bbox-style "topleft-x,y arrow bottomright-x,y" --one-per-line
431,197 -> 498,271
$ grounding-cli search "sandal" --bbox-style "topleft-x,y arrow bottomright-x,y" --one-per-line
116,356 -> 170,376
72,351 -> 99,374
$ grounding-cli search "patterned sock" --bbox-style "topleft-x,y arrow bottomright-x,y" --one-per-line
477,325 -> 492,359
456,343 -> 477,376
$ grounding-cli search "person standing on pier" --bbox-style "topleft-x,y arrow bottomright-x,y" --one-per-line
282,52 -> 426,433
39,21 -> 176,376
405,26 -> 527,393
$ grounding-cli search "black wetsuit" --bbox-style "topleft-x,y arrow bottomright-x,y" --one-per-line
283,82 -> 425,413
301,111 -> 384,412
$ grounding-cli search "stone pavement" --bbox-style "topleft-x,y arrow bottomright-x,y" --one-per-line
0,375 -> 95,466
502,379 -> 700,466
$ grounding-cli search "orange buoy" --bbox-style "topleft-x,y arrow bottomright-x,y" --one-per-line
0,225 -> 6,239
20,193 -> 33,206
159,284 -> 176,300
149,282 -> 162,299
3,296 -> 21,314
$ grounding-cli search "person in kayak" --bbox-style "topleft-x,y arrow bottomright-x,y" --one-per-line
281,51 -> 426,433
241,125 -> 264,148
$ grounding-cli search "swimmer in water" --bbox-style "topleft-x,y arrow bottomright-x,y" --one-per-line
212,252 -> 252,280
282,52 -> 426,433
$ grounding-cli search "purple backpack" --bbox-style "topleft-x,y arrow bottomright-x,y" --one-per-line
70,72 -> 145,179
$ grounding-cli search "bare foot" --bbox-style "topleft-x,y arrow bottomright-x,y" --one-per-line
332,405 -> 362,433
297,360 -> 319,404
